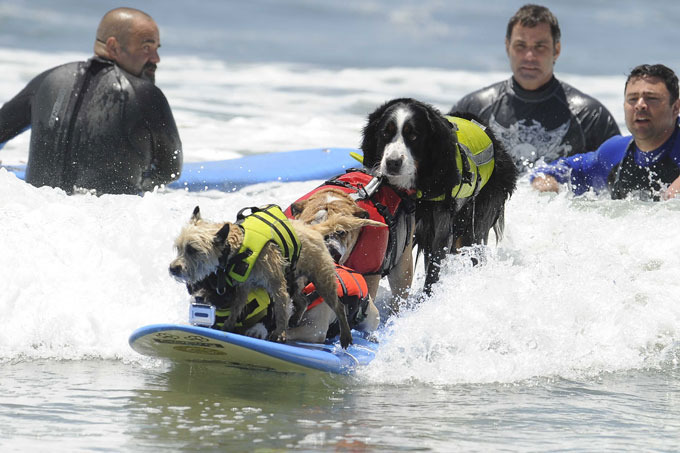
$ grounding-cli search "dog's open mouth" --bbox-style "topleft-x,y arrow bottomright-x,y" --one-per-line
326,243 -> 342,262
325,236 -> 346,263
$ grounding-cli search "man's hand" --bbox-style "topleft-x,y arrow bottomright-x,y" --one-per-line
531,174 -> 560,193
663,174 -> 680,200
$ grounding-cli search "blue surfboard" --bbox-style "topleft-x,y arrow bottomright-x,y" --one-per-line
1,147 -> 362,192
170,147 -> 361,192
129,323 -> 378,375
1,164 -> 25,180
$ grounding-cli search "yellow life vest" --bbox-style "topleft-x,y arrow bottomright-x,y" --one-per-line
214,288 -> 270,330
225,204 -> 301,284
417,116 -> 495,201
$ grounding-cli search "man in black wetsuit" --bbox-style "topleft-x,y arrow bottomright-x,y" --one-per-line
449,4 -> 620,172
0,7 -> 182,195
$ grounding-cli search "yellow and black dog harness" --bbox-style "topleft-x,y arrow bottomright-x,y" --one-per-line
216,204 -> 301,291
213,287 -> 271,331
417,116 -> 495,201
212,204 -> 301,331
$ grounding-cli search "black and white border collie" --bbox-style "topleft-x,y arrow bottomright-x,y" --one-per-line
360,98 -> 518,295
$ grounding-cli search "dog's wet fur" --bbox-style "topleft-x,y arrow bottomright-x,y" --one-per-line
289,187 -> 413,310
361,98 -> 518,295
290,188 -> 375,264
289,188 -> 385,335
169,206 -> 360,348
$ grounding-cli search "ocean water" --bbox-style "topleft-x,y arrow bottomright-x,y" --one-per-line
2,1 -> 680,451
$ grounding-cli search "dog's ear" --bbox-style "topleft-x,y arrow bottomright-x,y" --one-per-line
214,223 -> 230,245
289,200 -> 307,218
322,214 -> 386,235
191,206 -> 202,223
345,216 -> 387,230
360,111 -> 382,170
415,102 -> 461,195
361,99 -> 403,170
358,218 -> 387,228
353,206 -> 370,219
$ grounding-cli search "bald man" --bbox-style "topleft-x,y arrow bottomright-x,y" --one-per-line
0,7 -> 182,195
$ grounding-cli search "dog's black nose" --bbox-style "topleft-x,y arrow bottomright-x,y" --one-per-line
386,158 -> 402,174
169,265 -> 182,277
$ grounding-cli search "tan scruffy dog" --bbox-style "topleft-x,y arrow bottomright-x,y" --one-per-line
290,187 -> 414,306
291,188 -> 369,264
169,206 -> 383,349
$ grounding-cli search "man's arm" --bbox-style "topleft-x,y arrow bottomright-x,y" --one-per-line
532,151 -> 605,195
531,135 -> 628,195
448,96 -> 470,116
663,137 -> 680,199
0,72 -> 47,145
140,88 -> 183,190
531,174 -> 560,192
447,82 -> 503,117
577,100 -> 621,152
530,157 -> 576,193
448,92 -> 484,117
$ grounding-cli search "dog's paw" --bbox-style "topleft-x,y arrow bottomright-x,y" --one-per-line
340,331 -> 353,349
244,323 -> 268,339
289,309 -> 306,327
363,332 -> 379,343
268,329 -> 287,343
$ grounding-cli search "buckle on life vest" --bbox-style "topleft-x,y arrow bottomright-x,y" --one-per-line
351,175 -> 383,201
228,250 -> 253,278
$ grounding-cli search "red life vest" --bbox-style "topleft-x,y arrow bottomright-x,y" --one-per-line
304,264 -> 369,311
285,170 -> 415,275
303,264 -> 371,337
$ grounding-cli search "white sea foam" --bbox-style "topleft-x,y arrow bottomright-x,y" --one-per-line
363,183 -> 680,384
0,169 -> 324,361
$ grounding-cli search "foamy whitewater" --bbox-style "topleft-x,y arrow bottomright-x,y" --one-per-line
2,47 -> 679,388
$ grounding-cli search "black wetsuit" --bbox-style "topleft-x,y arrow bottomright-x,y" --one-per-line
0,57 -> 182,194
450,76 -> 620,172
609,138 -> 680,201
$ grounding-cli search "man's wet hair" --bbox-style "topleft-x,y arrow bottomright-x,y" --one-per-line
626,64 -> 679,104
506,4 -> 561,45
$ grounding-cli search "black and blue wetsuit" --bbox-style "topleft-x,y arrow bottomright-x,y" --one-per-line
450,76 -> 620,172
0,56 -> 182,194
530,120 -> 680,200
